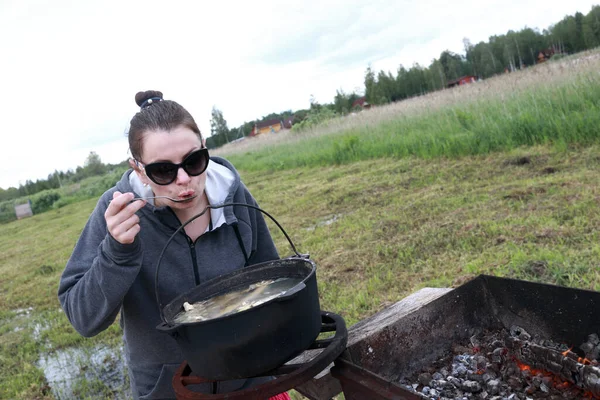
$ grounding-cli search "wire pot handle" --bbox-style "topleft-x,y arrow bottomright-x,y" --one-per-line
154,202 -> 307,325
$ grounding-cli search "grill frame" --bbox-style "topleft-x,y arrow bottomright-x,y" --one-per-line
331,275 -> 600,399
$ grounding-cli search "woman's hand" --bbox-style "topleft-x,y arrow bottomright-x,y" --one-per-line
105,192 -> 147,244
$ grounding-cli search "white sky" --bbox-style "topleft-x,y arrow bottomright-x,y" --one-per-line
1,0 -> 597,189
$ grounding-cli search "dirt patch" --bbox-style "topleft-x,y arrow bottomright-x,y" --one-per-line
503,156 -> 532,167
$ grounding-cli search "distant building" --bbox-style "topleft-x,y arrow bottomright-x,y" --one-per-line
447,75 -> 477,88
351,96 -> 371,109
251,117 -> 294,136
15,200 -> 33,219
283,116 -> 294,129
537,48 -> 556,64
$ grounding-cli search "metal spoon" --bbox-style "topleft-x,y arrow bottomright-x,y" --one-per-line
111,194 -> 199,204
131,195 -> 198,203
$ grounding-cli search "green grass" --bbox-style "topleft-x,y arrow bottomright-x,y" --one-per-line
4,54 -> 600,398
4,144 -> 600,398
224,62 -> 600,172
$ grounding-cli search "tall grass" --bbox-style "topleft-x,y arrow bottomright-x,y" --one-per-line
215,50 -> 600,170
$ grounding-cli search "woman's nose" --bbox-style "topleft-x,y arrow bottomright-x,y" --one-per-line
175,166 -> 191,184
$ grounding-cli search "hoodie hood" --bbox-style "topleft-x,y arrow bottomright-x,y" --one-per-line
120,157 -> 239,229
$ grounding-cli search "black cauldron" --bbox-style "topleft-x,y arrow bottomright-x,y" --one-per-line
155,204 -> 322,380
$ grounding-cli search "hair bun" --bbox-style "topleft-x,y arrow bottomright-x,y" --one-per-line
135,90 -> 164,107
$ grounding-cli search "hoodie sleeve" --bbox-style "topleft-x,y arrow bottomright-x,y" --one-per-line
58,193 -> 143,337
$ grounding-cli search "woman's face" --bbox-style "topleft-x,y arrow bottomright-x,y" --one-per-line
135,125 -> 207,210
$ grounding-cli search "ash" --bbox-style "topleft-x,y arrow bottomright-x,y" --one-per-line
400,329 -> 600,400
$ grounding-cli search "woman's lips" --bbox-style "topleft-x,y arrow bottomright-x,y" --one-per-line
178,190 -> 196,198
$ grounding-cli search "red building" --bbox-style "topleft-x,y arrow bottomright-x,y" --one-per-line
351,96 -> 371,109
537,48 -> 556,64
447,75 -> 477,88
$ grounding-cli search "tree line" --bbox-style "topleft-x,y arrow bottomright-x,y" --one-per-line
0,152 -> 127,203
363,6 -> 600,105
4,5 -> 600,201
208,6 -> 600,147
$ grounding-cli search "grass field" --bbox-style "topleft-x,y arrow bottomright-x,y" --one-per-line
216,50 -> 600,171
2,51 -> 600,399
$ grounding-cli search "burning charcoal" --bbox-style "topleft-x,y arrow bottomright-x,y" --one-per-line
418,372 -> 432,386
486,379 -> 501,395
482,372 -> 496,383
406,329 -> 600,400
546,360 -> 562,374
491,347 -> 506,364
447,375 -> 461,386
524,384 -> 536,395
506,376 -> 524,390
504,365 -> 518,377
434,378 -> 448,389
455,354 -> 471,365
583,369 -> 599,393
470,355 -> 487,371
510,326 -> 531,341
531,375 -> 543,388
455,364 -> 469,377
476,355 -> 488,368
467,372 -> 485,382
581,333 -> 600,361
461,380 -> 482,392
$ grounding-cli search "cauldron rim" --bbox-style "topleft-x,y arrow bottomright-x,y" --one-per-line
160,257 -> 317,329
154,202 -> 310,325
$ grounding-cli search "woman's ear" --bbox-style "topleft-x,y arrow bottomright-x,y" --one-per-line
130,159 -> 152,186
128,158 -> 139,171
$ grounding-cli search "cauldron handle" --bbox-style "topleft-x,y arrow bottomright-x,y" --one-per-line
154,202 -> 307,325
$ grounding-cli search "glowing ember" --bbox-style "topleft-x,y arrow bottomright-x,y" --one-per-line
402,327 -> 600,399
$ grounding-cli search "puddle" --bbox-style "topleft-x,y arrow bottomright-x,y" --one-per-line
33,322 -> 51,342
37,344 -> 131,399
305,214 -> 344,231
5,306 -> 130,398
14,306 -> 34,316
10,307 -> 34,335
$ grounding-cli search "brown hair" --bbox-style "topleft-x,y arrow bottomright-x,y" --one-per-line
128,90 -> 203,160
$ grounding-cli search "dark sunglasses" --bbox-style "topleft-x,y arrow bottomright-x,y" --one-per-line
140,148 -> 210,185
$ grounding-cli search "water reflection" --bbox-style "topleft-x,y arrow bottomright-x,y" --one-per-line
37,344 -> 131,399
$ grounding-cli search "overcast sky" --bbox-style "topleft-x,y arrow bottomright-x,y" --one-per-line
1,0 -> 598,189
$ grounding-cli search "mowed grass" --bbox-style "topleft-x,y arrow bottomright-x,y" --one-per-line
3,51 -> 600,398
3,143 -> 600,398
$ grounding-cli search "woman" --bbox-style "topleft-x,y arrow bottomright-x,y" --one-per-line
58,90 -> 285,399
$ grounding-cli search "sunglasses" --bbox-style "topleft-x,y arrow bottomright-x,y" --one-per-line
140,148 -> 210,185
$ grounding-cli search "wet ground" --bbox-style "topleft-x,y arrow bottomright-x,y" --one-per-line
11,306 -> 132,399
37,344 -> 131,399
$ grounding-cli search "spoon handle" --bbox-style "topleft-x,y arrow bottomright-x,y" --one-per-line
110,195 -> 198,204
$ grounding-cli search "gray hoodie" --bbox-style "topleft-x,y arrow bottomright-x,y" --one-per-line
58,157 -> 279,399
